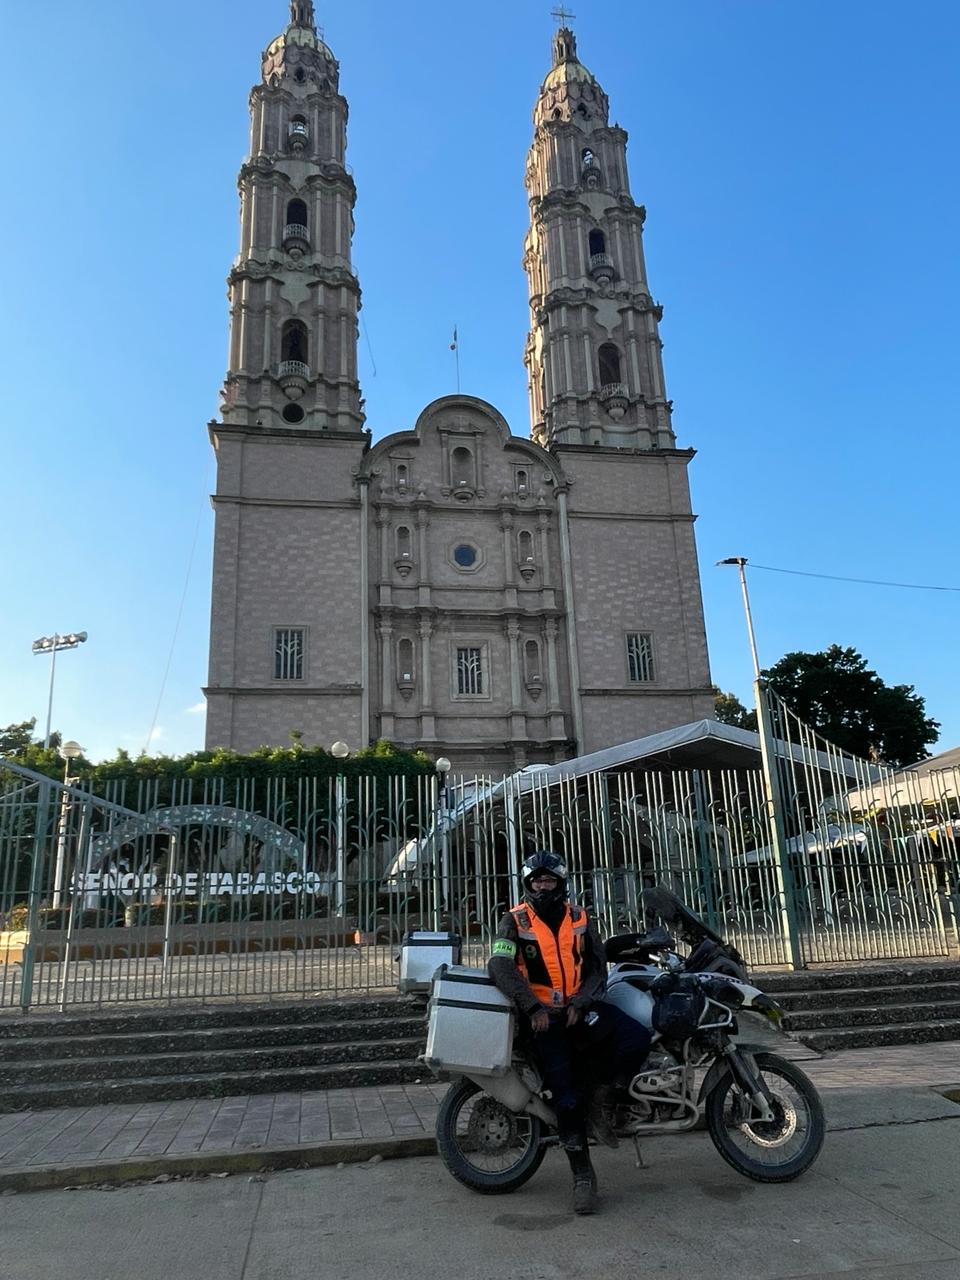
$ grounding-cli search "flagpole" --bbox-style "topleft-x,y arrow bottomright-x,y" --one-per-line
451,325 -> 460,393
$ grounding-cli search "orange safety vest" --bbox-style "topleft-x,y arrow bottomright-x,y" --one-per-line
509,900 -> 588,1009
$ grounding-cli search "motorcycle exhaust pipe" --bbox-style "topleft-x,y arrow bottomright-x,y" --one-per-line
463,1068 -> 557,1128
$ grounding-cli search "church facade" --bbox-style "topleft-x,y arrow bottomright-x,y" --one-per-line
205,4 -> 714,774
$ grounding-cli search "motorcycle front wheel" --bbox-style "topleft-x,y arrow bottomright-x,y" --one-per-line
436,1079 -> 548,1195
705,1051 -> 825,1183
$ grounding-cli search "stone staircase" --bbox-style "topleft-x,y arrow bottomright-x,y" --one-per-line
0,997 -> 428,1112
4,962 -> 960,1112
757,962 -> 960,1053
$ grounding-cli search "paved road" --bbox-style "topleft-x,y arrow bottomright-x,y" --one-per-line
4,1090 -> 960,1280
3,1040 -> 960,1188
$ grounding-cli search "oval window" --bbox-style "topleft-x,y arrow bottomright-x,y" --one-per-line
453,544 -> 477,568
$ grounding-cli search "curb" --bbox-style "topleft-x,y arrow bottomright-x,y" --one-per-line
0,1133 -> 438,1195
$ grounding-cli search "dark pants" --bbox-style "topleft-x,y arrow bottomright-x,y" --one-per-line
530,1002 -> 651,1148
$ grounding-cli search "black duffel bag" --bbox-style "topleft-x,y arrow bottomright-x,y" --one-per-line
651,972 -> 706,1040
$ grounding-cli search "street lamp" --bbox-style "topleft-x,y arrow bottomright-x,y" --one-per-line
331,741 -> 350,915
52,740 -> 85,910
434,757 -> 452,928
32,632 -> 88,749
715,558 -> 760,680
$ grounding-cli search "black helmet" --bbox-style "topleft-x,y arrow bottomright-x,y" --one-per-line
521,850 -> 568,915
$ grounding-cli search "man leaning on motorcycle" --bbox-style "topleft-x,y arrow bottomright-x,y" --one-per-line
487,850 -> 651,1215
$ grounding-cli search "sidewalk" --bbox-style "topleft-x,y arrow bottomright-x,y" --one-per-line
2,1041 -> 959,1194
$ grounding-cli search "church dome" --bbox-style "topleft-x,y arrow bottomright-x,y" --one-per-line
261,3 -> 337,88
541,49 -> 598,94
535,28 -> 609,127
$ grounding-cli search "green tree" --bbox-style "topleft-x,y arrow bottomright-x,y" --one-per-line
712,687 -> 757,731
762,645 -> 939,767
1,718 -> 40,756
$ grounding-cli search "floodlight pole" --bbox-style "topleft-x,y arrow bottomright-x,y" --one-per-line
717,558 -> 802,969
32,632 -> 88,749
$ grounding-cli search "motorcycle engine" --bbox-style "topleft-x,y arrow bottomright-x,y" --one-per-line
629,1050 -> 683,1097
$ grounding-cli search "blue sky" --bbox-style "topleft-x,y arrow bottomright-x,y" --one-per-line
2,1 -> 957,762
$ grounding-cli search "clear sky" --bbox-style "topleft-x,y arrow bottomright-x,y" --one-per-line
2,1 -> 958,763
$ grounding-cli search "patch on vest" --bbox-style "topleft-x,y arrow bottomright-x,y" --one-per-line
491,939 -> 516,958
524,944 -> 538,959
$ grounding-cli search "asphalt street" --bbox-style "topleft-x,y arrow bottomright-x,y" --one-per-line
4,1090 -> 960,1280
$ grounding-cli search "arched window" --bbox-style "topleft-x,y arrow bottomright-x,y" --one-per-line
517,530 -> 535,564
516,468 -> 528,495
451,446 -> 473,490
286,198 -> 308,229
598,343 -> 621,387
281,320 -> 309,365
395,463 -> 408,491
396,525 -> 412,559
397,637 -> 415,683
524,640 -> 542,685
588,228 -> 606,257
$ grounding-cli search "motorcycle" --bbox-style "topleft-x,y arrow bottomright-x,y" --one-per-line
431,886 -> 825,1193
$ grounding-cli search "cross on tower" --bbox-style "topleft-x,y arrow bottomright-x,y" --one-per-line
551,6 -> 576,26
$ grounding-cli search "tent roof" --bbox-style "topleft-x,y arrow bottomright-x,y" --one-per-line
508,718 -> 867,792
897,744 -> 960,777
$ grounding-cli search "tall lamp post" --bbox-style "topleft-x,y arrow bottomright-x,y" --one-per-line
717,556 -> 801,968
32,632 -> 88,749
434,757 -> 452,929
52,740 -> 84,910
331,741 -> 350,916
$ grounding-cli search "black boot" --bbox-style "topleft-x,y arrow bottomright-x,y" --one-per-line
565,1141 -> 599,1216
587,1082 -> 620,1149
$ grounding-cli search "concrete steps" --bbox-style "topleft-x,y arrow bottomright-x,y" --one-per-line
0,997 -> 429,1112
756,963 -> 960,1053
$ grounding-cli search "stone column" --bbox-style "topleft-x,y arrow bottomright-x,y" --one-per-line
375,504 -> 390,603
556,487 -> 585,751
418,613 -> 436,741
358,476 -> 370,746
415,505 -> 431,607
505,617 -> 522,710
543,617 -> 567,742
537,507 -> 552,584
505,617 -> 525,741
378,613 -> 394,735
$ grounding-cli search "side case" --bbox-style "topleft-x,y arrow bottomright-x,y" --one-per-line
397,931 -> 462,994
424,964 -> 516,1076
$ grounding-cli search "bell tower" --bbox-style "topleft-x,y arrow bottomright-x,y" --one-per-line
221,1 -> 363,433
524,26 -> 673,449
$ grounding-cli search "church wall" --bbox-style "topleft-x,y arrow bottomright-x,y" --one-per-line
560,448 -> 713,755
209,692 -> 362,756
206,19 -> 714,768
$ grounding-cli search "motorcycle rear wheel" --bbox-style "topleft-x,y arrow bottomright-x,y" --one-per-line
436,1078 -> 547,1195
705,1051 -> 825,1183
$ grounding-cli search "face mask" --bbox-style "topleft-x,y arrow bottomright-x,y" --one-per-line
524,882 -> 566,917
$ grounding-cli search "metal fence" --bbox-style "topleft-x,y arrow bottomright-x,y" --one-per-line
1,714 -> 958,1011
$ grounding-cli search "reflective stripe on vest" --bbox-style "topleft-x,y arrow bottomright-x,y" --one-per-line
509,902 -> 587,1008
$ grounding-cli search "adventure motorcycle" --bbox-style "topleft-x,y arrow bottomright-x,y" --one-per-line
431,886 -> 825,1193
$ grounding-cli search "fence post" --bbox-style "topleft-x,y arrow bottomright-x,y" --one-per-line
754,680 -> 803,970
691,771 -> 721,934
20,780 -> 55,1012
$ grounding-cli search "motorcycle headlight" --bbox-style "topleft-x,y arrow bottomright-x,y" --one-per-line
751,993 -> 783,1024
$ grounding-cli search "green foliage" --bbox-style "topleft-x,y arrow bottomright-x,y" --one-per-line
712,687 -> 757,731
0,718 -> 50,757
0,723 -> 435,787
762,645 -> 940,768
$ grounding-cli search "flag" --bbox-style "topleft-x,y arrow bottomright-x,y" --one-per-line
450,326 -> 458,351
